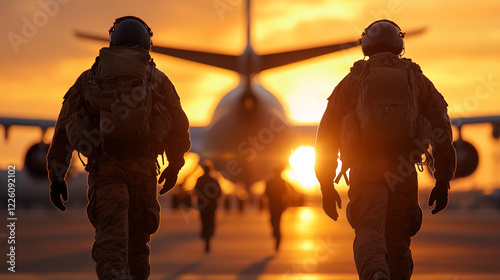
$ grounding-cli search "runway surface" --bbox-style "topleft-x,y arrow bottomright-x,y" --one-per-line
0,198 -> 499,280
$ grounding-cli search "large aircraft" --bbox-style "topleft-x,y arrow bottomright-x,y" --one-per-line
1,0 -> 500,207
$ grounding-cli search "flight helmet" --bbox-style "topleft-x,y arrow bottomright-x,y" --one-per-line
109,16 -> 153,51
359,19 -> 405,56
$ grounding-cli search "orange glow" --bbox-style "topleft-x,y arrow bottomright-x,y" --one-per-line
285,146 -> 319,192
297,207 -> 314,222
1,0 -> 499,192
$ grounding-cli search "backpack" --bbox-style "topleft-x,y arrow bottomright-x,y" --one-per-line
66,46 -> 171,159
337,54 -> 433,183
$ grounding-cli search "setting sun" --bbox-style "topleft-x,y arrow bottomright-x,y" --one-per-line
285,146 -> 319,191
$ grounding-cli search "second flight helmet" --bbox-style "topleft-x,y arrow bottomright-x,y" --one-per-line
109,16 -> 153,51
359,19 -> 405,57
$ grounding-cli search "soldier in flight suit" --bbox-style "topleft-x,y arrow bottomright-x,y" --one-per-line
46,16 -> 190,280
314,20 -> 456,280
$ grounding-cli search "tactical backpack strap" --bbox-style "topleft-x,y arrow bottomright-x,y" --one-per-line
334,164 -> 350,186
74,57 -> 102,167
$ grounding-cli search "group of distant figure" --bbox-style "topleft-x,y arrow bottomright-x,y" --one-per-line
189,164 -> 289,253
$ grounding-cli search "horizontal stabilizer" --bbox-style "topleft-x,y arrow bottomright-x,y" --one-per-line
258,27 -> 427,72
151,46 -> 239,72
75,31 -> 240,72
74,31 -> 108,43
259,40 -> 359,71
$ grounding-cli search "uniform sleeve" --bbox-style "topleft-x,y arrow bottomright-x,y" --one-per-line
314,76 -> 351,187
46,71 -> 89,182
419,74 -> 456,182
162,77 -> 191,171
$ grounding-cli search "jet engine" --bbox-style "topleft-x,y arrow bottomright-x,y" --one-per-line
24,142 -> 50,178
452,139 -> 479,179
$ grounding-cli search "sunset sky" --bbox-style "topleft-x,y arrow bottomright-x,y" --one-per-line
1,0 -> 499,192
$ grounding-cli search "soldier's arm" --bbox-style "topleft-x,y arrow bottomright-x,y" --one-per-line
162,78 -> 191,171
419,75 -> 457,182
46,71 -> 90,182
314,76 -> 351,186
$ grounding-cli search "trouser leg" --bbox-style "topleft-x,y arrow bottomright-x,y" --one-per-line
128,174 -> 160,280
87,169 -> 131,280
348,160 -> 422,280
385,171 -> 422,280
347,182 -> 390,280
270,209 -> 282,240
200,209 -> 216,239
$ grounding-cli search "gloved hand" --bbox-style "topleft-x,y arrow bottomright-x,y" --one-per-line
320,183 -> 342,221
158,166 -> 179,195
428,180 -> 450,214
50,180 -> 68,212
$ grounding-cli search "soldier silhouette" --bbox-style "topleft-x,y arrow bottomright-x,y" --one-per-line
315,20 -> 456,280
47,16 -> 191,280
264,167 -> 288,251
193,164 -> 222,252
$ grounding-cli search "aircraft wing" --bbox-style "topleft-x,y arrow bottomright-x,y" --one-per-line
451,115 -> 500,128
0,117 -> 56,139
0,117 -> 55,129
258,27 -> 427,72
0,116 -> 207,149
285,114 -> 500,148
75,31 -> 240,72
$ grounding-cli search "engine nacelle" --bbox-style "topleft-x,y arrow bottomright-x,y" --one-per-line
24,142 -> 50,178
453,139 -> 479,179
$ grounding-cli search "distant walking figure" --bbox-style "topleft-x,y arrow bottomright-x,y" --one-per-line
264,167 -> 288,251
194,164 -> 221,252
314,20 -> 456,280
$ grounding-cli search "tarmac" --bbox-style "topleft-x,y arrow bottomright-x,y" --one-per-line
0,197 -> 499,280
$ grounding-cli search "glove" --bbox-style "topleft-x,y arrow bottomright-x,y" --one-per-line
320,183 -> 342,221
158,166 -> 179,195
50,180 -> 68,212
428,180 -> 450,214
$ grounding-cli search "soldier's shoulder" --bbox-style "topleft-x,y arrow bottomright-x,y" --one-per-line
350,59 -> 367,74
402,57 -> 423,74
152,65 -> 171,83
63,69 -> 91,100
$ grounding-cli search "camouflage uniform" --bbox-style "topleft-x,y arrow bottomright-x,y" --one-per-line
315,53 -> 456,280
47,52 -> 190,280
